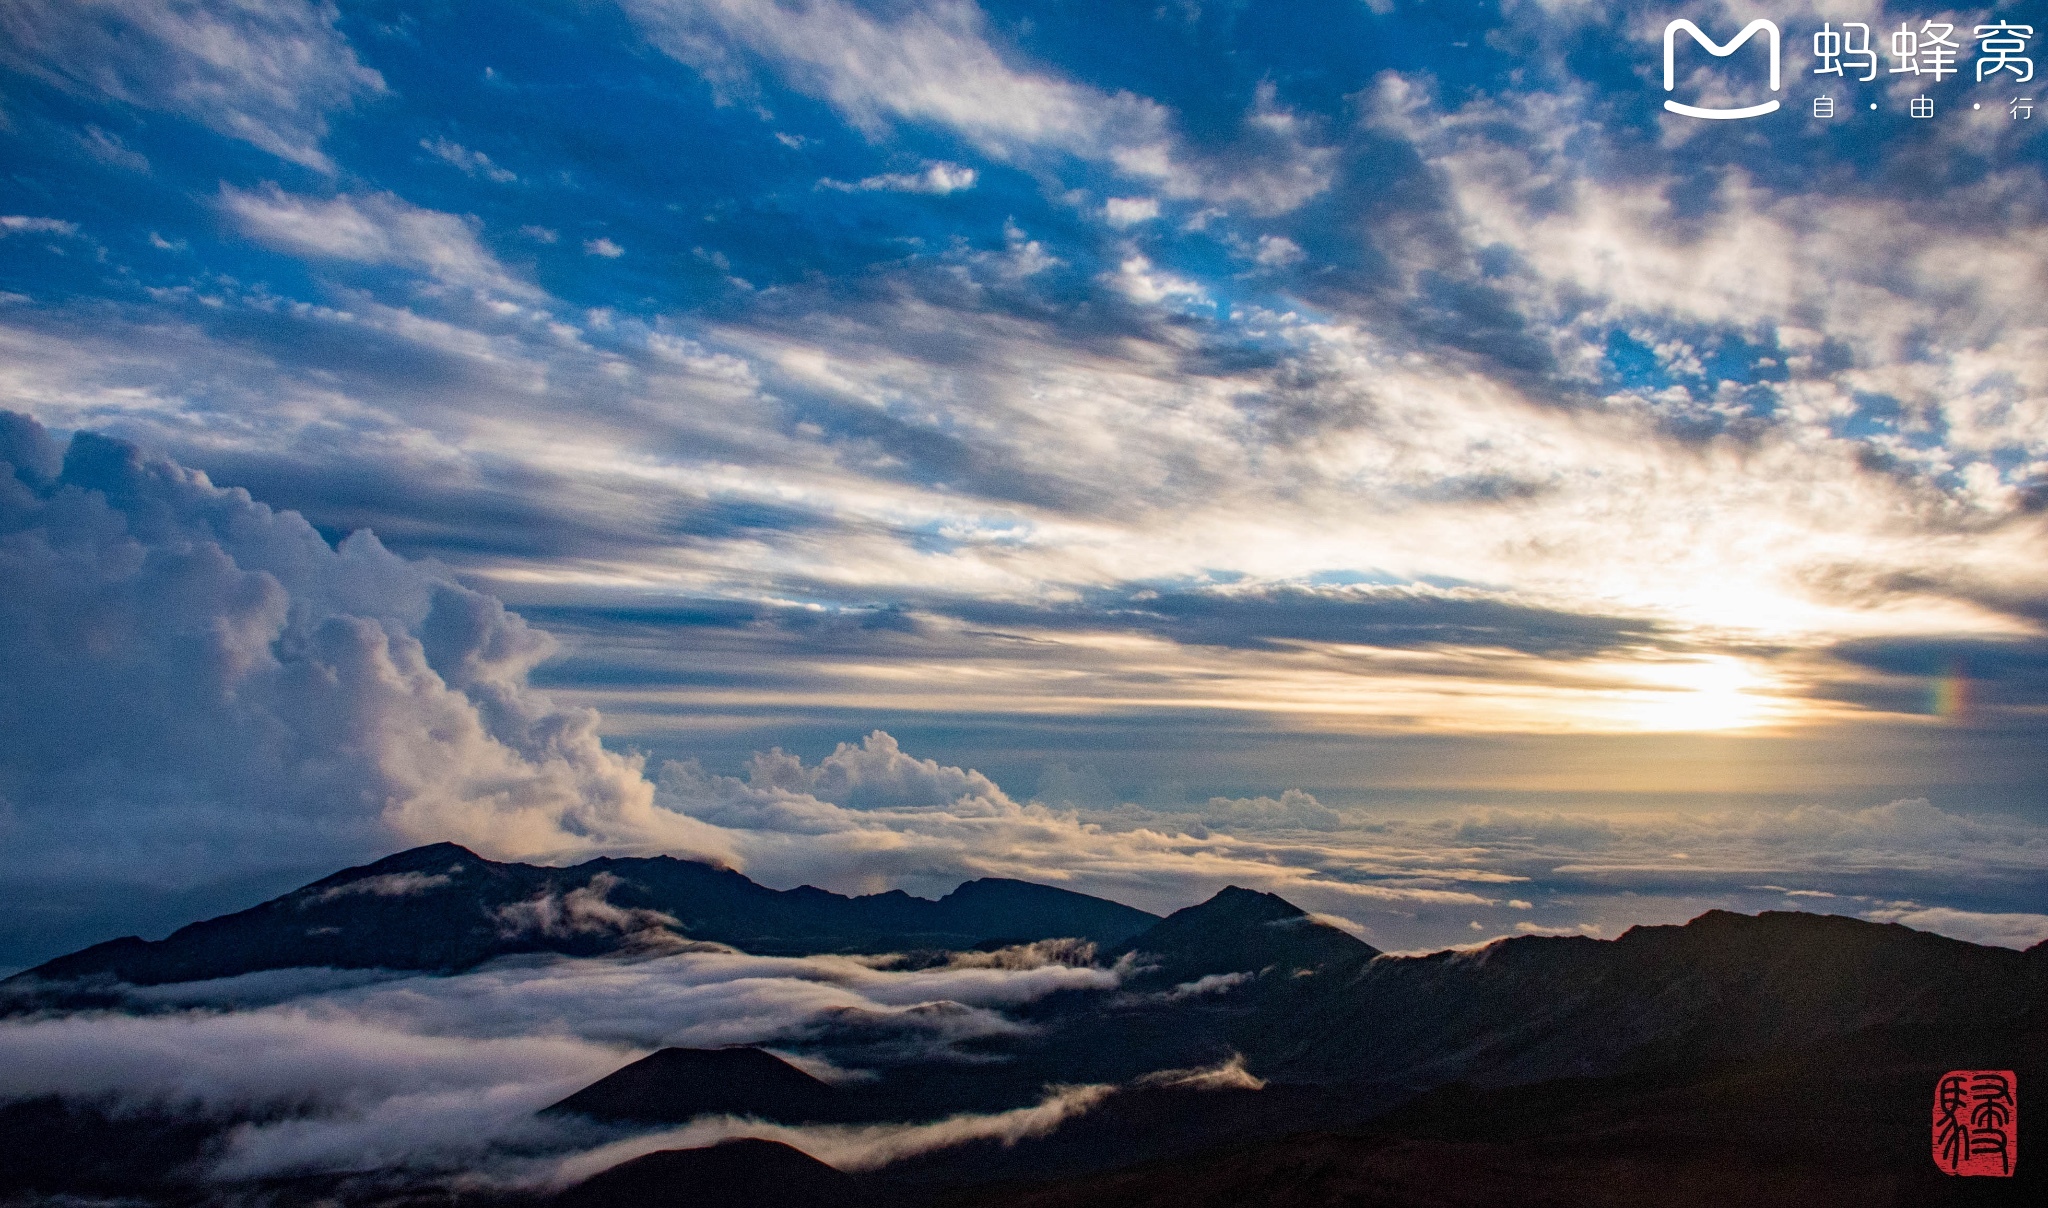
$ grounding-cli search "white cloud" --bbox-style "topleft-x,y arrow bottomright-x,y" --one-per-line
222,184 -> 539,297
0,0 -> 383,170
622,0 -> 1331,214
584,237 -> 625,258
1362,67 -> 2048,514
310,871 -> 456,902
493,872 -> 684,941
1864,905 -> 2048,950
1103,197 -> 1160,227
625,0 -> 1154,158
0,413 -> 733,893
0,942 -> 1127,1182
1192,790 -> 1343,832
78,124 -> 150,171
1249,234 -> 1304,267
1513,920 -> 1601,936
0,216 -> 79,236
1107,253 -> 1208,305
657,733 -> 1501,925
541,1083 -> 1112,1184
422,136 -> 517,182
819,162 -> 978,194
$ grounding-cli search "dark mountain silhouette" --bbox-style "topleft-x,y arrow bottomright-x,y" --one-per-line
4,842 -> 1159,988
1108,885 -> 1378,988
544,1047 -> 855,1125
6,864 -> 2042,1208
939,1023 -> 2046,1207
0,1096 -> 223,1203
552,1138 -> 866,1208
1262,909 -> 2045,1088
894,909 -> 2045,1205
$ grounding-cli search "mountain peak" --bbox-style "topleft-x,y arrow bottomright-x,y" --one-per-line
544,1047 -> 846,1125
553,1138 -> 861,1208
354,842 -> 490,874
926,878 -> 1159,946
1111,887 -> 1376,986
1193,885 -> 1307,922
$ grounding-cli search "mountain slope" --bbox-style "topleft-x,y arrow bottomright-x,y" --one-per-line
944,1025 -> 2045,1208
1109,886 -> 1379,988
6,843 -> 1159,987
904,911 -> 2045,1205
543,1047 -> 854,1125
552,1138 -> 867,1208
5,888 -> 2042,1207
1265,909 -> 2045,1088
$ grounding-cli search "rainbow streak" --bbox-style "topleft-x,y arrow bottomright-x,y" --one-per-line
1930,662 -> 1970,720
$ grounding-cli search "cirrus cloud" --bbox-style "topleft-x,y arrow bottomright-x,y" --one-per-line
0,0 -> 383,170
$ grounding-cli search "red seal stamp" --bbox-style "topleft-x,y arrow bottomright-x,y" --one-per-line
1932,1070 -> 2017,1176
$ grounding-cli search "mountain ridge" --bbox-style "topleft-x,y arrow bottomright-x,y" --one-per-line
1108,885 -> 1379,988
5,843 -> 1161,988
2,864 -> 2041,1206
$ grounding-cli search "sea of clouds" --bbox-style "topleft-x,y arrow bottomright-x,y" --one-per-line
0,942 -> 1127,1187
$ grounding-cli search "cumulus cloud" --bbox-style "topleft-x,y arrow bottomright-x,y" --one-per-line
641,731 -> 2048,953
657,734 -> 1504,926
1102,196 -> 1160,227
0,0 -> 383,170
222,184 -> 538,297
1107,253 -> 1208,305
732,731 -> 1013,812
0,413 -> 733,898
1247,234 -> 1304,267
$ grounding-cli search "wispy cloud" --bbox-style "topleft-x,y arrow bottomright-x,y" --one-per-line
818,162 -> 977,194
0,216 -> 79,236
622,0 -> 1332,213
421,136 -> 517,182
222,184 -> 539,297
539,1083 -> 1112,1184
0,0 -> 382,170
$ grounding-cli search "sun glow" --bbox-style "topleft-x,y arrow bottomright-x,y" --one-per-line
1593,655 -> 1787,733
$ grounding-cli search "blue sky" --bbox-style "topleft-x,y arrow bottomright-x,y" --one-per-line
3,0 -> 2047,965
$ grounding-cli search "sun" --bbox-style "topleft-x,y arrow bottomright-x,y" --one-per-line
1608,655 -> 1784,732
